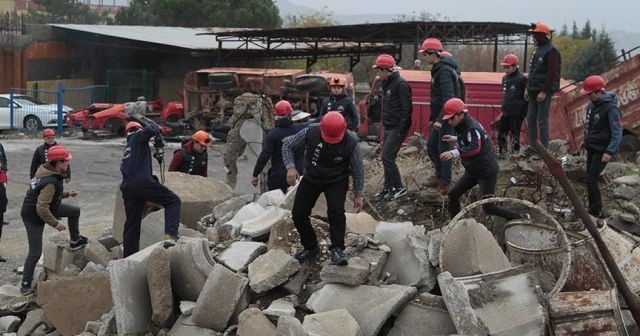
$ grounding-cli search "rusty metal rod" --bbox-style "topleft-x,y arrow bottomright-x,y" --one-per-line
532,141 -> 640,325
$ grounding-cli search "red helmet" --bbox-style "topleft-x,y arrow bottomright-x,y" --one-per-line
329,77 -> 346,87
500,54 -> 519,66
419,38 -> 444,53
581,75 -> 606,95
440,51 -> 453,58
443,98 -> 467,120
42,129 -> 56,137
529,22 -> 552,35
372,54 -> 396,69
320,111 -> 347,144
274,100 -> 293,116
125,121 -> 143,134
47,145 -> 72,161
192,130 -> 211,146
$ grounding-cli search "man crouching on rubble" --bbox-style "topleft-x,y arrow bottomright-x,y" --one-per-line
20,145 -> 87,296
439,98 -> 524,220
581,75 -> 622,218
282,112 -> 364,266
121,121 -> 181,258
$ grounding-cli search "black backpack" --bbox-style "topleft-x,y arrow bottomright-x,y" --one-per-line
444,66 -> 466,102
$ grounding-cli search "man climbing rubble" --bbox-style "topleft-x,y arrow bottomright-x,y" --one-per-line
439,98 -> 524,220
282,112 -> 364,266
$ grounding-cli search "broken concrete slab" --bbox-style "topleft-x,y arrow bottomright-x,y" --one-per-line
132,209 -> 204,250
306,283 -> 416,336
437,272 -> 488,336
276,316 -> 307,336
257,189 -> 285,207
42,233 -> 81,275
0,316 -> 21,333
146,246 -> 173,327
373,222 -> 435,288
108,259 -> 150,335
36,273 -> 113,336
212,194 -> 255,221
169,239 -> 217,301
84,242 -> 112,267
345,212 -> 378,235
180,301 -> 197,316
320,257 -> 369,286
440,218 -> 511,277
79,261 -> 105,276
283,267 -> 312,296
240,206 -> 291,238
612,184 -> 637,200
192,264 -> 249,331
248,249 -> 301,294
263,299 -> 296,319
169,315 -> 221,336
428,229 -> 443,267
237,308 -> 277,336
387,293 -> 456,336
97,235 -> 120,251
17,309 -> 45,336
218,202 -> 266,238
217,241 -> 267,273
356,248 -> 388,285
613,174 -> 640,186
302,309 -> 362,336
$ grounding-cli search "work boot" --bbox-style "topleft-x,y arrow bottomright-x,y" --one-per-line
372,189 -> 389,202
386,187 -> 407,201
294,246 -> 320,263
436,181 -> 451,195
423,176 -> 440,188
164,234 -> 179,242
330,248 -> 348,266
69,236 -> 88,251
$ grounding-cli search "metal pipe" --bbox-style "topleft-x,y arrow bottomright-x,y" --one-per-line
532,141 -> 640,326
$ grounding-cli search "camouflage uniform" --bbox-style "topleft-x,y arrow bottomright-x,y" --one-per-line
224,93 -> 274,190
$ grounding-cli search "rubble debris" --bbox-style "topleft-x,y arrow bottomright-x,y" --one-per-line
146,246 -> 173,327
437,272 -> 489,336
282,267 -> 312,296
306,283 -> 416,336
169,239 -> 216,301
79,261 -> 105,276
96,235 -> 120,251
62,264 -> 81,277
548,289 -> 627,335
109,259 -> 150,335
212,194 -> 256,221
387,293 -> 456,336
613,175 -> 640,186
263,298 -> 296,319
600,224 -> 640,293
319,257 -> 369,286
612,184 -> 637,200
36,273 -> 113,336
302,308 -> 362,336
168,315 -> 220,336
240,207 -> 291,238
42,233 -> 86,278
237,308 -> 276,336
0,316 -> 21,333
248,249 -> 301,294
16,309 -> 45,336
218,203 -> 266,239
84,242 -> 112,267
257,189 -> 285,207
275,316 -> 307,336
373,222 -> 434,288
216,241 -> 267,272
427,230 -> 443,267
345,212 -> 378,235
280,180 -> 354,218
180,301 -> 196,316
355,248 -> 388,285
192,264 -> 249,331
440,218 -> 511,277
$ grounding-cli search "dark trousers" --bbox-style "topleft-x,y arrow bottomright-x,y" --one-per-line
121,181 -> 181,258
0,182 -> 6,238
427,123 -> 453,184
586,151 -> 608,217
382,129 -> 404,190
292,177 -> 348,250
20,202 -> 81,289
498,114 -> 523,153
268,167 -> 289,194
448,172 -> 521,220
526,93 -> 553,149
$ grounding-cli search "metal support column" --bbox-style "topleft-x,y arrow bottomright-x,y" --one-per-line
493,34 -> 499,72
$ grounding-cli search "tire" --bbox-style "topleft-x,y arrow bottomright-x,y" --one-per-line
104,118 -> 124,135
23,115 -> 43,131
614,134 -> 640,162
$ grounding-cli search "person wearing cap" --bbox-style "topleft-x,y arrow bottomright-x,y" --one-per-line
420,38 -> 464,194
0,142 -> 7,261
581,76 -> 622,217
120,121 -> 181,258
168,130 -> 211,177
30,129 -> 71,182
252,100 -> 306,193
521,21 -> 562,160
20,145 -> 87,295
497,53 -> 528,158
439,99 -> 524,220
282,112 -> 364,266
371,54 -> 412,202
319,77 -> 359,131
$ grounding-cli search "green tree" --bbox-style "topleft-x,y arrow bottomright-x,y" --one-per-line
571,21 -> 579,39
570,30 -> 617,79
559,23 -> 568,36
115,0 -> 281,28
553,35 -> 591,78
26,0 -> 108,24
580,20 -> 592,39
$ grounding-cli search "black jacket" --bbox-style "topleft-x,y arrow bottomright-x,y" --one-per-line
21,171 -> 64,224
501,70 -> 528,117
30,142 -> 71,180
168,140 -> 208,177
302,126 -> 358,186
319,94 -> 359,131
0,143 -> 7,173
253,118 -> 305,178
430,57 -> 462,122
381,71 -> 412,135
584,92 -> 623,155
527,40 -> 561,94
453,115 -> 498,178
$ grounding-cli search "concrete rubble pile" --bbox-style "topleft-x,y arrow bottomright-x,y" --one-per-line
4,164 -> 640,336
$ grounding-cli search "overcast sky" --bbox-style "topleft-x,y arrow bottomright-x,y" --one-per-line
287,0 -> 640,33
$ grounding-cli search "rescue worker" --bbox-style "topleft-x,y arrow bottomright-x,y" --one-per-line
319,77 -> 359,131
282,112 -> 364,266
168,130 -> 210,177
0,142 -> 7,261
439,99 -> 523,220
120,121 -> 181,258
497,53 -> 528,157
370,54 -> 412,202
421,38 -> 463,193
520,22 -> 562,160
252,100 -> 306,193
20,146 -> 87,295
30,129 -> 71,182
581,76 -> 622,218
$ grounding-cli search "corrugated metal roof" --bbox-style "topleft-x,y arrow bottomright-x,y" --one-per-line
48,24 -> 252,50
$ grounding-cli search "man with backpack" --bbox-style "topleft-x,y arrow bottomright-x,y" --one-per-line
421,38 -> 465,194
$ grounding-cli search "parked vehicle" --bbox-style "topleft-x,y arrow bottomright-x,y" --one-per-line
67,103 -> 114,127
82,101 -> 173,136
0,94 -> 72,131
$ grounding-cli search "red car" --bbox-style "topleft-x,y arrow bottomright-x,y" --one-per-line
159,101 -> 185,122
82,102 -> 175,136
66,103 -> 114,127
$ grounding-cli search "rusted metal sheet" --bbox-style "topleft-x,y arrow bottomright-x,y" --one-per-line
600,224 -> 640,294
548,289 -> 628,336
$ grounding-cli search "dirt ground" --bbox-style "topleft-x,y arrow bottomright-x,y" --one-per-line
0,130 -> 263,286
